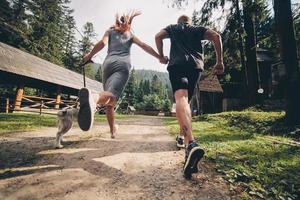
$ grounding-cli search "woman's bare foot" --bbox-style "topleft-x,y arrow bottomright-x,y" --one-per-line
111,124 -> 118,139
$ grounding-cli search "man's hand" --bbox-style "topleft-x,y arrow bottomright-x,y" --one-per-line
212,62 -> 224,75
159,56 -> 169,64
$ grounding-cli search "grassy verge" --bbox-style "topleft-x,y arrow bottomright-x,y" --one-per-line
0,113 -> 131,134
164,111 -> 300,200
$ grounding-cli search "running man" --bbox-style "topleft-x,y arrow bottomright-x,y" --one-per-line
155,15 -> 224,178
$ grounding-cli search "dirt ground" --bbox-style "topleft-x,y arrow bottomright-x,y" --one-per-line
0,115 -> 238,200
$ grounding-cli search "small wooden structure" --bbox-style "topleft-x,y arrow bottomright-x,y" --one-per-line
0,42 -> 103,113
193,74 -> 223,114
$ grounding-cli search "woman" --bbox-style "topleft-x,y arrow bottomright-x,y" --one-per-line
78,11 -> 166,138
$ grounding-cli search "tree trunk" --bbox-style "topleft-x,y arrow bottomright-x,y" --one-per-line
243,1 -> 259,105
235,0 -> 248,105
274,0 -> 300,125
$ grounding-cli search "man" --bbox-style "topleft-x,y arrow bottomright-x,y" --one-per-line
155,15 -> 224,179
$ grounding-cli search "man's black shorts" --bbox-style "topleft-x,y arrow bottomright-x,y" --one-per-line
168,65 -> 201,101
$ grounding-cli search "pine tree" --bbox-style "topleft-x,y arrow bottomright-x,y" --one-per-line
119,69 -> 136,110
274,0 -> 300,125
61,7 -> 80,71
0,0 -> 29,48
26,0 -> 67,64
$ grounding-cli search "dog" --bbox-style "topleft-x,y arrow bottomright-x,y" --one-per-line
54,107 -> 79,149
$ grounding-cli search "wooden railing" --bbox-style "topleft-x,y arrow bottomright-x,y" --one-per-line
0,95 -> 77,115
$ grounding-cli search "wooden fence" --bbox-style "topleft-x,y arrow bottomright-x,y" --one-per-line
0,95 -> 77,115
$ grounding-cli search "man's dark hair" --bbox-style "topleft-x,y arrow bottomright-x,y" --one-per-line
177,15 -> 192,24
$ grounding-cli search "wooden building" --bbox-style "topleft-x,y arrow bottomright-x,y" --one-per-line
0,42 -> 103,112
193,74 -> 223,115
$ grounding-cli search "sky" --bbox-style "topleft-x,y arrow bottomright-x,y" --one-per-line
69,0 -> 300,72
69,0 -> 204,72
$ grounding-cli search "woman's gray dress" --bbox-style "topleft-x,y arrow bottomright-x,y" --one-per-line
102,29 -> 133,100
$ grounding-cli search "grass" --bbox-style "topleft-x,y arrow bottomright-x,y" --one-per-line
164,111 -> 300,200
0,113 -> 132,134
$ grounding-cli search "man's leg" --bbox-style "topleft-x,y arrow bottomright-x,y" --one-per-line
175,89 -> 204,179
174,89 -> 194,144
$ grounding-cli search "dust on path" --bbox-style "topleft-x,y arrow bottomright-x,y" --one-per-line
0,115 -> 238,200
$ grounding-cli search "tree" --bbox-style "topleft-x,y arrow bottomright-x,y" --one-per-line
95,65 -> 103,82
0,0 -> 29,49
143,79 -> 151,95
191,0 -> 277,105
142,94 -> 163,111
274,0 -> 300,125
243,0 -> 260,105
78,22 -> 96,56
119,69 -> 137,110
27,0 -> 70,65
61,7 -> 80,71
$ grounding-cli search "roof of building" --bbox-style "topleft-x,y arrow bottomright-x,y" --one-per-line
0,42 -> 103,94
198,74 -> 223,93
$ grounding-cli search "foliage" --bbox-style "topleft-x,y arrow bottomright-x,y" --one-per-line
0,0 -> 97,75
292,3 -> 300,57
119,69 -> 137,110
118,69 -> 173,112
139,94 -> 164,111
164,110 -> 300,200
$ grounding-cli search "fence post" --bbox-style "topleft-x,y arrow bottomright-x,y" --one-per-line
40,100 -> 43,115
55,85 -> 62,109
14,83 -> 24,110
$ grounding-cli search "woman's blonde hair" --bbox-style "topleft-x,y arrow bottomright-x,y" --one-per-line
113,10 -> 141,33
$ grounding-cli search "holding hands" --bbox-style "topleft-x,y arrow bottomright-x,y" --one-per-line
159,56 -> 169,65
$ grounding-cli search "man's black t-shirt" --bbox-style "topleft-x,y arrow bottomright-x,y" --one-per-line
164,23 -> 207,71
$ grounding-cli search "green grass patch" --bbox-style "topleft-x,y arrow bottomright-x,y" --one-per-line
0,113 -> 131,134
0,113 -> 57,133
164,111 -> 300,200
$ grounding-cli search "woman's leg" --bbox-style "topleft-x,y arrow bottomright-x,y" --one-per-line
96,91 -> 117,107
105,104 -> 118,138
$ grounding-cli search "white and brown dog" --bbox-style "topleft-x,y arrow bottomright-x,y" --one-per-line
54,107 -> 79,148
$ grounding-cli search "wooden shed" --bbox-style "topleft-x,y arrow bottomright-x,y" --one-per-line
192,74 -> 223,115
0,42 -> 103,111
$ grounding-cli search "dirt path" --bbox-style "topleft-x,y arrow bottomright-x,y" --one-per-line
0,116 -> 236,200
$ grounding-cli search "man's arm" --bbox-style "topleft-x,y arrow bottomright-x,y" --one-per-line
155,30 -> 169,64
203,29 -> 224,75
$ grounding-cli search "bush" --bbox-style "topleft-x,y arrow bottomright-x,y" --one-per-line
141,94 -> 163,111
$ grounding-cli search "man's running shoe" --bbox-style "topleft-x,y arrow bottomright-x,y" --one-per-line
176,135 -> 185,148
183,141 -> 205,179
78,88 -> 95,131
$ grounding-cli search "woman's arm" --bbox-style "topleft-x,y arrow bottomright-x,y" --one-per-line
83,30 -> 109,62
132,34 -> 162,60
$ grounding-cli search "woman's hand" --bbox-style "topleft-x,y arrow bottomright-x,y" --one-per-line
159,56 -> 168,64
82,54 -> 92,64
